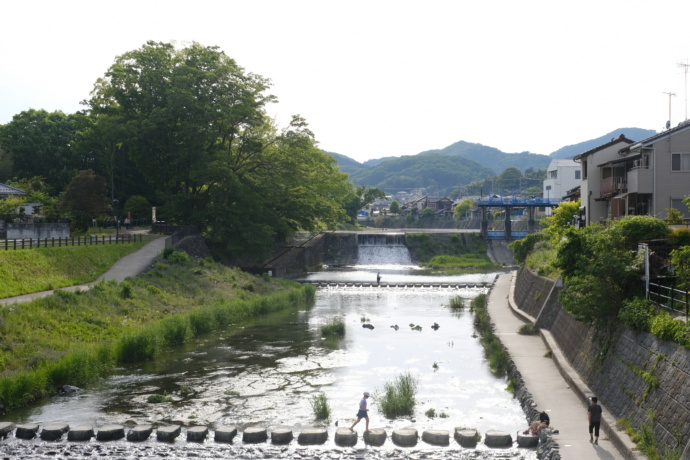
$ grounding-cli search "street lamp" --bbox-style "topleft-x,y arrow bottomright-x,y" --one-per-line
113,199 -> 119,238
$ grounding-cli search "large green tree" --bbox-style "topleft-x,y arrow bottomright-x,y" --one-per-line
343,185 -> 386,224
62,169 -> 111,231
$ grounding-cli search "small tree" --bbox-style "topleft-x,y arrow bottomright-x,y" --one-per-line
453,198 -> 474,219
389,200 -> 401,214
124,195 -> 152,221
62,169 -> 110,232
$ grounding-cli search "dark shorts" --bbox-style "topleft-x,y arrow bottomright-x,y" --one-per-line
356,409 -> 368,419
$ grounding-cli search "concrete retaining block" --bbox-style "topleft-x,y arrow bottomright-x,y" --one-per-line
517,431 -> 539,447
334,427 -> 357,446
215,426 -> 238,443
40,423 -> 69,441
0,422 -> 15,438
15,423 -> 39,439
242,427 -> 267,443
270,427 -> 293,444
422,429 -> 449,446
186,426 -> 209,442
298,427 -> 328,445
68,424 -> 94,441
364,428 -> 387,446
157,425 -> 181,442
454,428 -> 478,447
127,425 -> 153,441
484,429 -> 512,447
392,427 -> 418,447
96,424 -> 125,441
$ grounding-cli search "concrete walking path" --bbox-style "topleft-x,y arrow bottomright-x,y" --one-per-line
488,272 -> 642,460
0,237 -> 166,306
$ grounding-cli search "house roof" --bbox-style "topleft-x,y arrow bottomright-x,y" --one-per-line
619,119 -> 690,154
0,183 -> 26,196
573,134 -> 635,161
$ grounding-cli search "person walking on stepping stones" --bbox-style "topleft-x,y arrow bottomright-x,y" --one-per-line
376,272 -> 381,284
350,391 -> 370,431
588,396 -> 602,445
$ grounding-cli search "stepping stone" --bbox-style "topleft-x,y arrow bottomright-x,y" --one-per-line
422,429 -> 449,446
127,425 -> 153,442
68,424 -> 94,441
392,427 -> 418,447
242,427 -> 267,443
454,428 -> 479,448
363,428 -> 387,446
0,422 -> 15,438
517,431 -> 539,447
96,424 -> 125,441
157,425 -> 181,442
484,429 -> 512,447
215,426 -> 238,443
40,423 -> 69,441
15,423 -> 39,439
297,427 -> 328,445
270,427 -> 293,444
187,426 -> 209,442
334,427 -> 357,446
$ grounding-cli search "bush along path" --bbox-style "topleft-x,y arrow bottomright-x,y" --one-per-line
0,251 -> 315,413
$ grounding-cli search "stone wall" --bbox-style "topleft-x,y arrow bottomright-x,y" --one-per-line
6,223 -> 70,239
515,268 -> 690,453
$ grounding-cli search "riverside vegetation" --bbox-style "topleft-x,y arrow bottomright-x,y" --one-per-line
0,247 -> 315,413
405,233 -> 501,273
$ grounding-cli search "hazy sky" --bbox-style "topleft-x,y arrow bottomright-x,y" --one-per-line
2,1 -> 690,163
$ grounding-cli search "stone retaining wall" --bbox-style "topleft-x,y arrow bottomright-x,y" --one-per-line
514,267 -> 690,453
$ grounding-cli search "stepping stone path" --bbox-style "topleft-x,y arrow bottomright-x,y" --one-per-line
96,424 -> 125,441
68,425 -> 94,441
517,431 -> 539,447
0,422 -> 16,438
334,427 -> 357,446
15,424 -> 39,439
484,429 -> 512,447
270,427 -> 293,444
157,425 -> 181,442
40,423 -> 69,441
422,429 -> 449,446
214,426 -> 237,443
364,428 -> 387,446
242,427 -> 267,443
298,427 -> 328,445
392,427 -> 418,447
187,426 -> 209,442
127,425 -> 153,442
454,428 -> 479,448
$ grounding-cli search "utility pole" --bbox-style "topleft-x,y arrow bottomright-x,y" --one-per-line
663,91 -> 676,129
678,60 -> 689,121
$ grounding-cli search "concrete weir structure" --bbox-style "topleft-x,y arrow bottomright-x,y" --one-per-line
0,422 -> 517,452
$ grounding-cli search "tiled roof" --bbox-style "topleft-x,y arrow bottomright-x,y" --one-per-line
0,183 -> 26,195
620,119 -> 690,153
573,134 -> 635,161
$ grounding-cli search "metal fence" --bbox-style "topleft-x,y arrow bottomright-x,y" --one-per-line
648,278 -> 690,315
1,234 -> 146,250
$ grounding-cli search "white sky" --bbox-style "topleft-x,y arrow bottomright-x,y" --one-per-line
2,1 -> 690,163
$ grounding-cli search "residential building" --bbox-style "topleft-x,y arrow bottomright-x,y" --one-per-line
543,159 -> 580,215
0,183 -> 26,200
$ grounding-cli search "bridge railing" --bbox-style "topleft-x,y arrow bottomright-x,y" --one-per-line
475,197 -> 562,206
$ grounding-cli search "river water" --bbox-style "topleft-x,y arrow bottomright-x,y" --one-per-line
1,242 -> 537,459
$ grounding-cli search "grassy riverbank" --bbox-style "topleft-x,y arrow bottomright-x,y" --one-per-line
0,240 -> 151,298
406,233 -> 502,273
0,250 -> 314,412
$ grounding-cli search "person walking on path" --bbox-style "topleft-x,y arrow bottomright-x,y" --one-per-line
349,392 -> 370,432
588,396 -> 603,445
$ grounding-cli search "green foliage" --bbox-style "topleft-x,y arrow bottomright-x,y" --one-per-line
310,394 -> 331,420
666,208 -> 684,224
618,298 -> 658,331
425,408 -> 437,418
343,185 -> 386,224
320,317 -> 345,338
518,323 -> 539,335
62,169 -> 110,232
167,250 -> 192,265
405,233 -> 495,271
147,394 -> 173,403
508,232 -> 547,265
453,198 -> 474,218
449,296 -> 465,309
671,246 -> 690,291
123,195 -> 151,220
471,293 -> 510,376
375,371 -> 418,419
162,246 -> 175,259
389,200 -> 401,214
650,313 -> 689,345
669,228 -> 690,246
542,199 -> 580,241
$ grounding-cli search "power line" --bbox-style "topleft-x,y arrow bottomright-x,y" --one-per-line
678,60 -> 689,121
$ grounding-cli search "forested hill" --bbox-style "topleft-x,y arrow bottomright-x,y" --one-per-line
548,127 -> 656,159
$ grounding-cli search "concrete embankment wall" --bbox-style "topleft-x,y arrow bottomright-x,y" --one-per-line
513,267 -> 690,453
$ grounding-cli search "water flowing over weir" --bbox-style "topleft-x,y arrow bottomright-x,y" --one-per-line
0,235 -> 536,460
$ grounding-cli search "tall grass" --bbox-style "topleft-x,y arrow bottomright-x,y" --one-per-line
471,293 -> 510,376
375,371 -> 418,418
449,296 -> 465,309
310,394 -> 331,420
0,255 -> 315,412
320,317 -> 345,337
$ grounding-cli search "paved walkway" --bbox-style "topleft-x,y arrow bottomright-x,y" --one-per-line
0,237 -> 166,306
488,272 -> 643,460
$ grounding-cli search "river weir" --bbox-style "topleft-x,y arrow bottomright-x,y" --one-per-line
0,236 -> 537,459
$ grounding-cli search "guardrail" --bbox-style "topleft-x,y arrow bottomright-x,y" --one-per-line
1,234 -> 145,250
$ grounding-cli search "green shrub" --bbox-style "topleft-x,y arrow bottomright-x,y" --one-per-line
449,296 -> 465,309
425,408 -> 437,418
509,232 -> 547,265
619,298 -> 658,331
518,323 -> 539,335
310,394 -> 331,420
669,228 -> 690,246
375,371 -> 418,418
120,281 -> 133,299
147,394 -> 173,403
650,313 -> 688,345
320,317 -> 345,338
168,250 -> 191,265
162,246 -> 174,259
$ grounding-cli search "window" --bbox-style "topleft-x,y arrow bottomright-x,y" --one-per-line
583,160 -> 588,179
575,170 -> 581,179
672,153 -> 690,171
548,170 -> 557,179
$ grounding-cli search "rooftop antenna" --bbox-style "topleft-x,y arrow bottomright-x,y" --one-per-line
678,60 -> 690,121
663,91 -> 676,129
